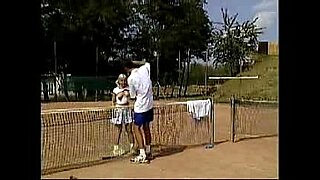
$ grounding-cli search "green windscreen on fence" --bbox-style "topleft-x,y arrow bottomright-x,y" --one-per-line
41,76 -> 117,101
68,77 -> 115,91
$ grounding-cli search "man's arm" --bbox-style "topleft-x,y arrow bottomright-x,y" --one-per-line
127,78 -> 137,100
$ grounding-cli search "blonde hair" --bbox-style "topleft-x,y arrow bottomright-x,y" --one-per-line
115,74 -> 127,87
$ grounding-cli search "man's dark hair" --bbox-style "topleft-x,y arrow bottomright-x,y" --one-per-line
122,60 -> 140,69
123,60 -> 135,69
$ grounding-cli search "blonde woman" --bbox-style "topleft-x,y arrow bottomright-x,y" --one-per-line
111,74 -> 135,156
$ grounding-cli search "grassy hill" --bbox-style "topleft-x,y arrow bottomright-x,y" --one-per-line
213,55 -> 278,102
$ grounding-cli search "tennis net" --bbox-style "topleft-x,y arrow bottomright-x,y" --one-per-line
41,102 -> 213,175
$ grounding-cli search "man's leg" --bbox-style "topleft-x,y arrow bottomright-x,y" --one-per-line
143,109 -> 153,159
133,124 -> 144,151
131,112 -> 148,163
143,122 -> 152,158
143,122 -> 151,145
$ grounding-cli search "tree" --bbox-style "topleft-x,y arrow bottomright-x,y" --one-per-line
211,8 -> 263,76
41,0 -> 132,101
41,0 -> 132,76
131,0 -> 212,97
40,0 -> 213,100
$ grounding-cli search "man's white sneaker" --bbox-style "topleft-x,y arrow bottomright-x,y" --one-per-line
130,154 -> 149,163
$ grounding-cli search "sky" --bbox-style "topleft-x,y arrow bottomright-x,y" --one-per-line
204,0 -> 278,42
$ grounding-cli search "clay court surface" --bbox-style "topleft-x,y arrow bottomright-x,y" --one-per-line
41,101 -> 278,179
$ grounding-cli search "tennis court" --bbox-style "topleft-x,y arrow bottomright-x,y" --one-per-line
43,136 -> 277,179
41,101 -> 278,179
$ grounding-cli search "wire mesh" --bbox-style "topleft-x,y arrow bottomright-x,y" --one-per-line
232,99 -> 278,142
41,103 -> 213,175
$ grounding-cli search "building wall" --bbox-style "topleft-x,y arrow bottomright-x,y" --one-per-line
258,41 -> 269,54
268,42 -> 279,55
258,41 -> 278,55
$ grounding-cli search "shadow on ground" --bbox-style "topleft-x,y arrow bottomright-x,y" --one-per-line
150,145 -> 187,160
43,142 -> 230,176
149,141 -> 229,161
234,134 -> 278,143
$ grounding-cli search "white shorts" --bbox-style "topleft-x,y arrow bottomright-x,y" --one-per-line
111,107 -> 133,125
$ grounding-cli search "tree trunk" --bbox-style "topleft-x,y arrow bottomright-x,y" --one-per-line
63,80 -> 70,102
229,64 -> 234,76
163,84 -> 167,97
95,46 -> 99,102
170,81 -> 175,98
156,85 -> 160,99
178,59 -> 186,97
162,73 -> 169,97
54,41 -> 58,101
183,49 -> 191,96
99,89 -> 104,100
183,62 -> 190,96
75,82 -> 83,101
42,81 -> 49,102
156,55 -> 160,99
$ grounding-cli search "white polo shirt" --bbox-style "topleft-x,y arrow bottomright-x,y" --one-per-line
127,62 -> 153,113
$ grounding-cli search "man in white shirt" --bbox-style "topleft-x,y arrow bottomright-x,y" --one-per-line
123,60 -> 154,163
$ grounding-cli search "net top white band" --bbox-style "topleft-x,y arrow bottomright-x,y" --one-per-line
208,76 -> 259,80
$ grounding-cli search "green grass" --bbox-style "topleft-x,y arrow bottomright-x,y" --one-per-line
213,55 -> 278,102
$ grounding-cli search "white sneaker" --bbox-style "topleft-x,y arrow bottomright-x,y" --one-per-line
113,148 -> 126,156
130,154 -> 149,163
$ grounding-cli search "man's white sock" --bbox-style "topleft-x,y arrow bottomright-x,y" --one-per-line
130,143 -> 134,150
146,145 -> 151,154
114,145 -> 119,151
139,149 -> 146,157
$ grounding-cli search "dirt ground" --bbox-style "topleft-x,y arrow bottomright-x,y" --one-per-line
41,101 -> 278,179
42,137 -> 277,179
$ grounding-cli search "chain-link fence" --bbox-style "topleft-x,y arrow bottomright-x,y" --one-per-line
230,97 -> 278,142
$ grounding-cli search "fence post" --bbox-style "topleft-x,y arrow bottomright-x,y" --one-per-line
211,98 -> 215,146
230,96 -> 236,143
206,98 -> 214,149
41,117 -> 44,171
